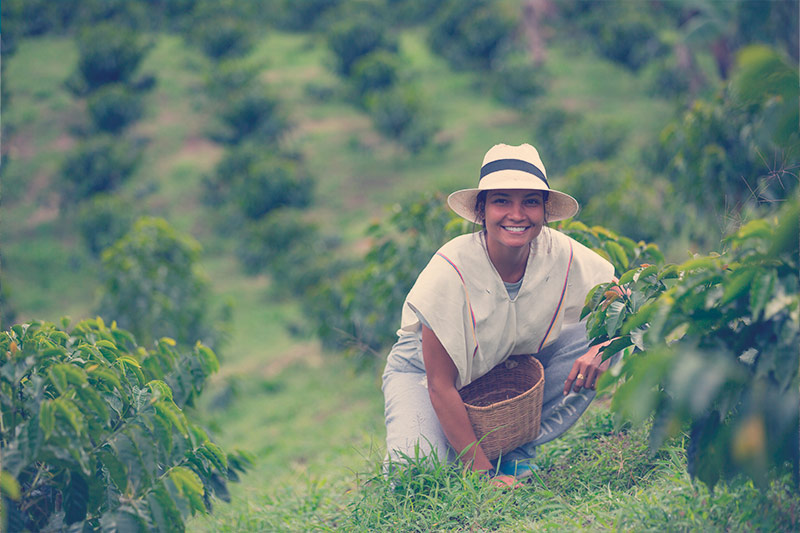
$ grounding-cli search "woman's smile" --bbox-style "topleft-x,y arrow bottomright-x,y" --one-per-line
484,189 -> 545,249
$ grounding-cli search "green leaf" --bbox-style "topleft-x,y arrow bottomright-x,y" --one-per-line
604,241 -> 630,271
679,256 -> 721,272
147,484 -> 184,532
600,336 -> 633,361
634,265 -> 659,282
749,269 -> 777,320
617,267 -> 638,286
39,399 -> 56,439
168,466 -> 206,516
196,344 -> 220,374
721,266 -> 759,306
47,365 -> 69,395
54,397 -> 86,436
99,448 -> 128,492
657,264 -> 680,280
0,470 -> 21,500
605,301 -> 626,338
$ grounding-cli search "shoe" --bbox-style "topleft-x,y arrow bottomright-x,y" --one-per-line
497,458 -> 538,479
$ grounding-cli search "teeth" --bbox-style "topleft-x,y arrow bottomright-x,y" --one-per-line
503,226 -> 528,233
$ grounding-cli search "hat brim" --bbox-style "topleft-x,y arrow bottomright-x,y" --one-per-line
447,188 -> 579,224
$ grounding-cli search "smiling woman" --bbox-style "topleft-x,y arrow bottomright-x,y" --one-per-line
381,143 -> 617,488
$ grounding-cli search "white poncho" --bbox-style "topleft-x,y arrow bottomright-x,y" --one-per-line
399,228 -> 614,389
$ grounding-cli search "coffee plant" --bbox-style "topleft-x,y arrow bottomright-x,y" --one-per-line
0,318 -> 251,531
582,197 -> 799,489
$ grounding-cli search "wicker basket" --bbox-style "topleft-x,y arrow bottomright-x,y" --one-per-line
458,355 -> 544,461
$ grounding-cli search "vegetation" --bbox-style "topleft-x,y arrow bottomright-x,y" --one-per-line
584,197 -> 799,489
0,318 -> 250,531
1,0 -> 798,530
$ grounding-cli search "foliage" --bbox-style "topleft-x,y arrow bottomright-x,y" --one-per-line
203,144 -> 313,220
583,197 -> 799,489
275,0 -> 341,31
98,217 -> 228,351
365,86 -> 438,154
530,106 -> 626,177
349,50 -> 401,102
306,192 -> 467,362
187,15 -> 254,60
68,22 -> 152,94
326,11 -> 396,77
488,52 -> 547,106
59,136 -> 141,205
76,193 -> 137,257
561,161 -> 673,244
86,83 -> 145,134
428,0 -> 515,71
648,45 -> 798,244
214,86 -> 289,145
0,318 -> 251,531
574,0 -> 669,72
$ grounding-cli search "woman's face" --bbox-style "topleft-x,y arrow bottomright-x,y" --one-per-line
483,189 -> 545,251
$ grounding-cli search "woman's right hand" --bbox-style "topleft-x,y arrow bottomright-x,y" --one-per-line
489,474 -> 523,489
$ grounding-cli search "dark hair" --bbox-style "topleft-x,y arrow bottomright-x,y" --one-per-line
473,190 -> 549,230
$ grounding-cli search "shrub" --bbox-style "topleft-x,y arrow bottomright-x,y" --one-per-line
276,0 -> 341,31
204,145 -> 313,220
326,12 -> 394,76
530,106 -> 626,176
428,0 -> 514,71
489,52 -> 547,106
0,318 -> 251,531
215,86 -> 289,145
583,198 -> 799,489
76,193 -> 137,257
98,217 -> 227,350
365,86 -> 438,153
60,136 -> 140,204
86,84 -> 145,133
305,192 -> 467,362
71,23 -> 151,93
189,16 -> 254,60
350,50 -> 400,102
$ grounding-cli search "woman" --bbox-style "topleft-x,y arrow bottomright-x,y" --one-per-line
381,143 -> 616,488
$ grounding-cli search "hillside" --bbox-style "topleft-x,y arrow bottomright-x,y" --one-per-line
2,3 -> 797,530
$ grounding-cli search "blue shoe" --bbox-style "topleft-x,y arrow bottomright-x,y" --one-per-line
498,458 -> 538,479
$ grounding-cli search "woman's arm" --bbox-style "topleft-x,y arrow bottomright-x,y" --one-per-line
421,324 -> 494,472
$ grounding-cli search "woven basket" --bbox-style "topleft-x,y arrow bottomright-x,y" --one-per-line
458,355 -> 544,461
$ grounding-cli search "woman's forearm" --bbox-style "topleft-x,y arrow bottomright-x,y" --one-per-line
421,325 -> 494,472
427,382 -> 494,472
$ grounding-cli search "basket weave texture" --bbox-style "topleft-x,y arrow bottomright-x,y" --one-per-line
458,355 -> 544,461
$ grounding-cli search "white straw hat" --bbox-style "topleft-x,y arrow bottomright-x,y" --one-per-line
447,143 -> 579,223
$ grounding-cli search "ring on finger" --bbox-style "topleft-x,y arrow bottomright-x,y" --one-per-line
576,373 -> 585,381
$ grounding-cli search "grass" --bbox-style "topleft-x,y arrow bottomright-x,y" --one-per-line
191,394 -> 800,531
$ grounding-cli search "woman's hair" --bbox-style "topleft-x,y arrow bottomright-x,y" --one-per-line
473,190 -> 549,230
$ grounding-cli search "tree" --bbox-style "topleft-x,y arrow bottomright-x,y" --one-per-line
583,197 -> 799,489
97,217 -> 227,350
69,22 -> 152,94
0,318 -> 250,531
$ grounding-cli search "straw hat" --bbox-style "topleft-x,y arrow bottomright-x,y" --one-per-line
447,143 -> 579,223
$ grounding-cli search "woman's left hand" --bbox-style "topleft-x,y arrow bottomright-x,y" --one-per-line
563,340 -> 613,395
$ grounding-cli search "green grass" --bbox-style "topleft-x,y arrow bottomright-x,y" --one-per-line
190,397 -> 800,531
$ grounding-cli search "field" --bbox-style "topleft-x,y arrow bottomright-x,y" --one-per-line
2,17 -> 798,532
